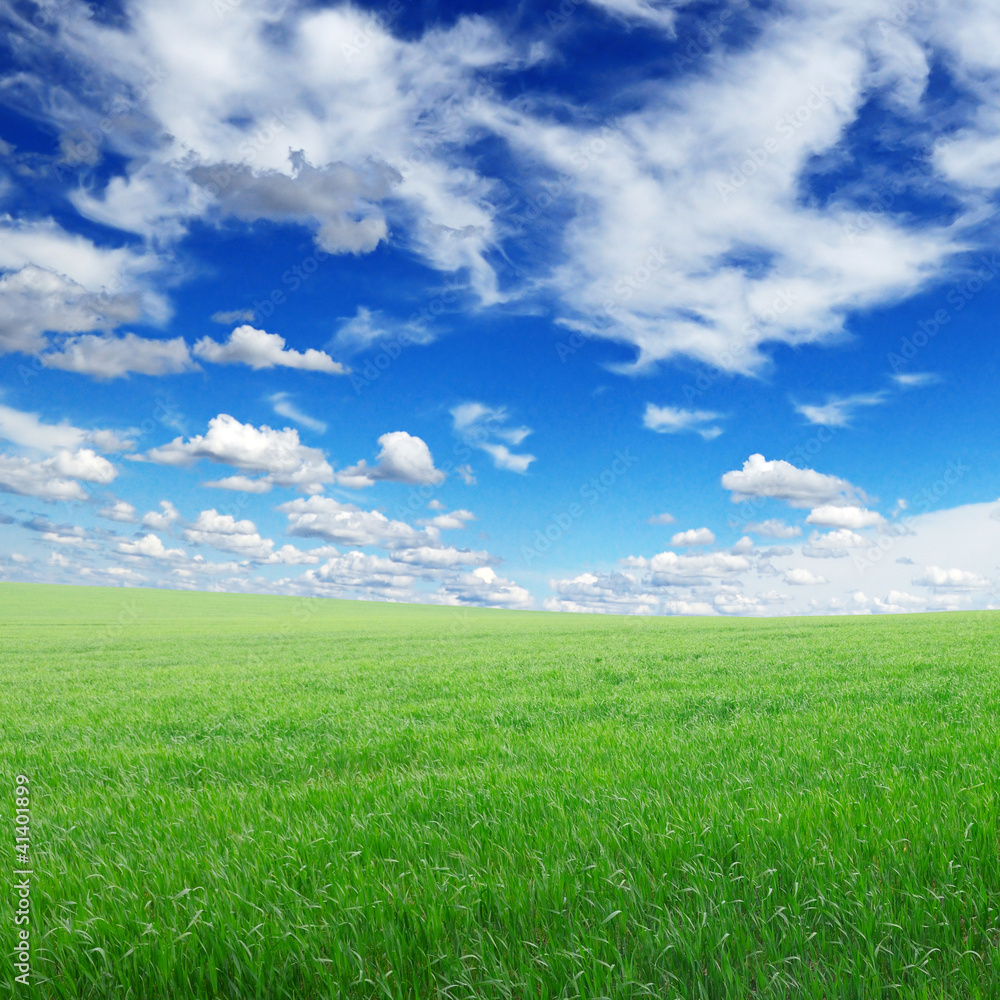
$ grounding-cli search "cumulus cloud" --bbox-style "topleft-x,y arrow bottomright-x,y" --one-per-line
783,567 -> 828,585
188,157 -> 390,256
623,550 -> 751,583
722,454 -> 861,508
99,500 -> 138,523
0,216 -> 165,355
745,518 -> 802,538
4,0 -> 999,381
806,504 -> 885,528
203,475 -> 274,493
340,432 -> 446,487
279,496 -> 434,549
670,527 -> 716,547
802,528 -> 869,558
912,566 -> 991,591
193,325 -> 345,374
9,3 -> 515,303
418,509 -> 475,530
116,533 -> 187,560
41,333 -> 196,379
661,599 -> 718,616
180,509 -> 276,560
643,404 -> 723,440
0,448 -> 116,501
543,571 -> 658,615
432,566 -> 533,609
141,500 -> 180,530
141,414 -> 334,492
0,402 -> 133,453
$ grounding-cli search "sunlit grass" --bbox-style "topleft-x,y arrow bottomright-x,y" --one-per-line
2,582 -> 999,998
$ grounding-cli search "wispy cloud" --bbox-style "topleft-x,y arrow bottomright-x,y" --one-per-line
269,393 -> 326,434
451,403 -> 536,474
643,404 -> 723,440
794,392 -> 887,427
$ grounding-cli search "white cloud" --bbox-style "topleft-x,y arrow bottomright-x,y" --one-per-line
661,600 -> 718,616
192,325 -> 346,374
783,567 -> 828,585
585,0 -> 680,31
0,404 -> 87,451
331,307 -> 435,354
806,504 -> 885,528
891,372 -> 939,388
802,528 -> 868,558
211,309 -> 255,325
479,442 -> 535,474
451,402 -> 535,473
0,402 -> 132,453
0,216 -> 166,355
912,566 -> 991,591
141,414 -> 334,492
183,509 -> 275,560
298,552 -> 419,600
643,404 -> 723,440
392,546 -> 493,570
0,447 -> 117,500
13,3 -> 517,303
722,454 -> 861,508
795,392 -> 887,427
432,565 -> 533,609
99,500 -> 138,523
340,432 -> 446,487
203,475 -> 274,493
418,509 -> 475,530
624,550 -> 751,583
5,0 -> 999,384
279,495 -> 435,549
498,5 -> 964,374
116,533 -> 187,560
269,393 -> 326,434
141,500 -> 180,529
670,527 -> 716,547
648,512 -> 675,525
744,518 -> 802,538
41,333 -> 196,379
544,571 -> 658,615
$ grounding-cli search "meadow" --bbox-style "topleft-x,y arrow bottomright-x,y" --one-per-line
1,581 -> 999,999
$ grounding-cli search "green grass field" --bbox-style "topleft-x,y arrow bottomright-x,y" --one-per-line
2,582 -> 999,999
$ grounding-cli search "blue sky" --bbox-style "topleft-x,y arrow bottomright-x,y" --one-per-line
1,0 -> 1000,615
